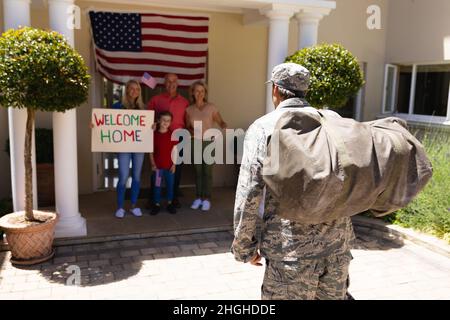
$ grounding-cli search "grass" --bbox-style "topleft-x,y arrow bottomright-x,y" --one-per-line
380,127 -> 450,243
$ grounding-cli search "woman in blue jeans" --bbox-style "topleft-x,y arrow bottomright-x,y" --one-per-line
112,80 -> 145,218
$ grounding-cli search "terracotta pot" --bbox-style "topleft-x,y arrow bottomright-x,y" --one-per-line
36,163 -> 55,207
0,211 -> 58,265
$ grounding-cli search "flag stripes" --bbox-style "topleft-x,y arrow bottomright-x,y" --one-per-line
89,11 -> 209,87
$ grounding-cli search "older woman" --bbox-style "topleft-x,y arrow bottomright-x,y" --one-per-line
185,81 -> 227,211
111,80 -> 146,218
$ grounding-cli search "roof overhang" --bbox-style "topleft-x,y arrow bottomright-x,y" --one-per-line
33,0 -> 336,24
70,0 -> 336,15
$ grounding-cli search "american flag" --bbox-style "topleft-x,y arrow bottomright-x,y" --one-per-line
88,11 -> 209,87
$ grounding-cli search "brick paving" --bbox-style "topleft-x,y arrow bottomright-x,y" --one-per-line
0,230 -> 449,300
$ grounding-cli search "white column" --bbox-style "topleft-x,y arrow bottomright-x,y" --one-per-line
48,0 -> 87,238
261,6 -> 295,113
296,8 -> 332,49
3,0 -> 38,212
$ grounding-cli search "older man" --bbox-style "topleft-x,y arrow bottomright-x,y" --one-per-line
147,73 -> 189,211
232,63 -> 355,300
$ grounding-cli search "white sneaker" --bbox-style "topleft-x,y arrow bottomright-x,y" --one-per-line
201,200 -> 211,211
115,208 -> 126,219
191,198 -> 203,210
130,207 -> 142,217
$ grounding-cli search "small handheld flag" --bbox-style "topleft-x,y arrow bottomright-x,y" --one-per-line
141,72 -> 157,89
155,169 -> 162,187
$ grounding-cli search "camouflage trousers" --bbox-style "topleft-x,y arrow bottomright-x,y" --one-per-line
261,252 -> 352,300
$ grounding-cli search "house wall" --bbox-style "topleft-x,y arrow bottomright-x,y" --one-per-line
385,0 -> 450,63
288,0 -> 389,121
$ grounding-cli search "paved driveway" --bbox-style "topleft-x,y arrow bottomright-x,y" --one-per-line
0,230 -> 449,300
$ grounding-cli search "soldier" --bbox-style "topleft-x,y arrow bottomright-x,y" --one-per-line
231,63 -> 355,300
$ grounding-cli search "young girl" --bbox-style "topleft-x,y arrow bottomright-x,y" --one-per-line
150,111 -> 178,215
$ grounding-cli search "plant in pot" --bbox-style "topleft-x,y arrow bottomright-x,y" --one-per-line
285,43 -> 364,110
0,27 -> 90,265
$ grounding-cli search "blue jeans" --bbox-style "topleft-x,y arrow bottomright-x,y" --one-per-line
116,152 -> 145,209
152,169 -> 175,204
174,135 -> 184,199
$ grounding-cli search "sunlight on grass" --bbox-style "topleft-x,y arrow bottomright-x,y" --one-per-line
389,127 -> 450,243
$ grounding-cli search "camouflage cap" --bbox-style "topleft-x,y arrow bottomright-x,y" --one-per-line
266,63 -> 310,92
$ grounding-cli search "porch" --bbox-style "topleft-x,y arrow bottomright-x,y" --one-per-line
1,186 -> 235,249
58,187 -> 235,244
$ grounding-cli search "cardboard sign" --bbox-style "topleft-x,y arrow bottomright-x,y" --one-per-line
91,108 -> 154,153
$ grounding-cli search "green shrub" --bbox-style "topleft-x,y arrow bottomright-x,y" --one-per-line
384,129 -> 450,242
285,43 -> 364,109
0,27 -> 90,111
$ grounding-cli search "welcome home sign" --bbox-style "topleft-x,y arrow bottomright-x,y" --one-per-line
91,108 -> 155,153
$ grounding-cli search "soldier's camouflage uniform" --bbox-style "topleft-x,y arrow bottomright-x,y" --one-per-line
231,97 -> 356,300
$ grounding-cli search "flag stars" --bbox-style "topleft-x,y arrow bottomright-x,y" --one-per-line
91,12 -> 141,51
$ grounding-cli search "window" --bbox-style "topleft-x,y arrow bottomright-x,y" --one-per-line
383,62 -> 450,122
396,65 -> 412,114
382,64 -> 398,113
414,64 -> 450,116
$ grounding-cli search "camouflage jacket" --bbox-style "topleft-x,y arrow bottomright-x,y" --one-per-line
232,98 -> 355,263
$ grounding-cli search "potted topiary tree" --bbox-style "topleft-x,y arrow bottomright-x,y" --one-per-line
0,27 -> 90,265
285,43 -> 364,110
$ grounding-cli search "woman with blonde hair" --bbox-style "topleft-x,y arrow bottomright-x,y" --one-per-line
185,81 -> 227,211
111,80 -> 146,218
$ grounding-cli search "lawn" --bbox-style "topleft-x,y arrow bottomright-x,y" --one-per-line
382,127 -> 450,243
